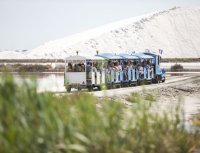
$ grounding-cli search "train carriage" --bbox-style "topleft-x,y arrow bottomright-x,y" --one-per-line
64,54 -> 105,92
118,53 -> 139,86
96,53 -> 123,88
64,50 -> 166,92
143,52 -> 166,83
132,53 -> 154,84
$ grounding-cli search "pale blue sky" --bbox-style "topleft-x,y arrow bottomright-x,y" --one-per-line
0,0 -> 200,50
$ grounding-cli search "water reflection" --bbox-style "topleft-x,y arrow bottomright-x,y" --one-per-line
11,73 -> 65,92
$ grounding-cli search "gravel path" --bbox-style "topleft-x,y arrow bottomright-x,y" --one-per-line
92,75 -> 199,97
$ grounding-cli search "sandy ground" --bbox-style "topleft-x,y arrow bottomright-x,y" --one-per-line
92,75 -> 199,98
94,75 -> 200,126
155,78 -> 200,103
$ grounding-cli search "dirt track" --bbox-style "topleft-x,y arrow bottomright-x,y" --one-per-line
92,75 -> 200,98
93,75 -> 200,127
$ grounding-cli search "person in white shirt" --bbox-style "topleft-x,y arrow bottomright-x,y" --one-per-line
138,63 -> 144,78
115,60 -> 122,71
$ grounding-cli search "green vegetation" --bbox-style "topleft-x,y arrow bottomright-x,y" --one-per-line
126,92 -> 141,103
0,64 -> 65,72
126,89 -> 158,103
16,64 -> 52,72
161,58 -> 200,63
0,74 -> 199,153
171,64 -> 184,72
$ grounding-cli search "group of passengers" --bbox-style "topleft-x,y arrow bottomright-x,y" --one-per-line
67,63 -> 85,72
67,60 -> 153,80
106,60 -> 153,79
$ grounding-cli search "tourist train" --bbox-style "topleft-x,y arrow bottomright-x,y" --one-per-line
64,51 -> 166,92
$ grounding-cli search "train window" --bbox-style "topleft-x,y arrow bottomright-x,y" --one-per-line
67,63 -> 85,72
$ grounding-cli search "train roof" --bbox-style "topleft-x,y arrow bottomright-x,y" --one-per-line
143,52 -> 160,57
118,53 -> 139,59
65,52 -> 155,61
65,54 -> 105,61
86,55 -> 105,60
132,53 -> 154,59
65,55 -> 86,61
97,53 -> 122,59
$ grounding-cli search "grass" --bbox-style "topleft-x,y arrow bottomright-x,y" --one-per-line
126,89 -> 158,103
0,74 -> 200,153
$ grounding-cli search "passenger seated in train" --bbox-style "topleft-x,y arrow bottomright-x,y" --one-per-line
81,63 -> 85,72
67,63 -> 73,72
106,62 -> 112,82
77,64 -> 82,72
107,62 -> 111,72
93,63 -> 98,83
123,61 -> 128,80
115,60 -> 122,71
147,60 -> 152,76
111,62 -> 116,71
86,62 -> 92,79
138,63 -> 144,78
77,63 -> 85,72
147,60 -> 150,68
93,63 -> 98,73
127,60 -> 132,69
86,62 -> 92,72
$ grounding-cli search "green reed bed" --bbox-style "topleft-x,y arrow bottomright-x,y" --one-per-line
0,74 -> 199,153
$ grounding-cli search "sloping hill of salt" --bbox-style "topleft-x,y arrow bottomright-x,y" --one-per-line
1,7 -> 200,59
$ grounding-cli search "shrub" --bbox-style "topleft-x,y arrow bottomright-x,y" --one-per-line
126,92 -> 141,103
0,64 -> 53,72
17,64 -> 52,72
0,74 -> 199,153
171,64 -> 184,72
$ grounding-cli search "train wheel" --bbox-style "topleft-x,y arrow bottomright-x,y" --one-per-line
134,81 -> 138,86
129,81 -> 132,87
137,80 -> 141,86
155,76 -> 159,83
111,83 -> 114,89
120,83 -> 123,88
88,86 -> 92,92
97,86 -> 102,91
162,77 -> 165,83
67,86 -> 71,93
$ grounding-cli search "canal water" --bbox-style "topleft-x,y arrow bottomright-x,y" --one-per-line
11,73 -> 65,92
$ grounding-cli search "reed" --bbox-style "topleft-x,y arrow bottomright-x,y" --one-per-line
0,74 -> 199,153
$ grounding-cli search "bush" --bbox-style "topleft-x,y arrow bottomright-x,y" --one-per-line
0,64 -> 7,71
0,74 -> 199,153
17,64 -> 52,72
0,64 -> 53,72
171,64 -> 184,72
